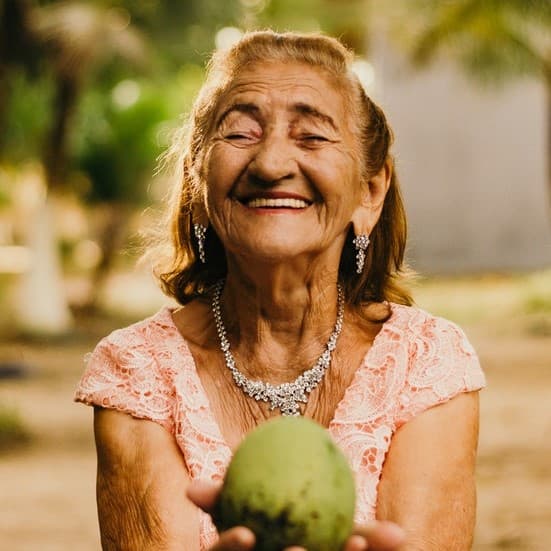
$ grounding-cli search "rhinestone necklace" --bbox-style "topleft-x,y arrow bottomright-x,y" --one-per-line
211,280 -> 345,416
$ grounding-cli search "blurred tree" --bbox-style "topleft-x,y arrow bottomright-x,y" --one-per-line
0,70 -> 53,162
0,0 -> 149,333
72,81 -> 171,309
1,1 -> 150,184
252,0 -> 369,52
388,0 -> 551,200
119,0 -> 243,67
36,2 -> 158,314
0,0 -> 40,154
30,1 -> 148,189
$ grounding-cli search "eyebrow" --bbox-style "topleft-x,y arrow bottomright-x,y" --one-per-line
291,102 -> 338,131
216,103 -> 260,128
216,101 -> 338,131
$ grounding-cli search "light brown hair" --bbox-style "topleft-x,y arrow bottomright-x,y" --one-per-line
151,30 -> 413,308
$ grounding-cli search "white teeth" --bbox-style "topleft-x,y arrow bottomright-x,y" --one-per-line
246,198 -> 309,208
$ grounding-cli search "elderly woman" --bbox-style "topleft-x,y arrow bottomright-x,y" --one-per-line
75,31 -> 485,550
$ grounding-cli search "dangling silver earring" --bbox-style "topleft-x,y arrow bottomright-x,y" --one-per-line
352,234 -> 370,273
193,223 -> 207,264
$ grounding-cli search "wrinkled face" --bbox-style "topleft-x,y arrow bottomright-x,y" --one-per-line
203,61 -> 364,265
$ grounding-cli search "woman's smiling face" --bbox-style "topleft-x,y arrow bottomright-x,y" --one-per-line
203,61 -> 365,265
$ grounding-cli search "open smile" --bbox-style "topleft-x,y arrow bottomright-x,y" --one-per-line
237,192 -> 313,210
246,197 -> 310,208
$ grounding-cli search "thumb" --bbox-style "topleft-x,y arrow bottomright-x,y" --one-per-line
186,480 -> 223,514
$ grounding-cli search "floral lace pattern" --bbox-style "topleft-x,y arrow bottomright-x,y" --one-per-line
75,304 -> 485,549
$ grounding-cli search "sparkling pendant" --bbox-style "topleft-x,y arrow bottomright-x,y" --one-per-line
211,280 -> 345,416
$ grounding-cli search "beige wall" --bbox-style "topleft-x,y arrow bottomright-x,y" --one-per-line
372,38 -> 551,274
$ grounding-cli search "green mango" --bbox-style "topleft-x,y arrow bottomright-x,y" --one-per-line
213,416 -> 356,551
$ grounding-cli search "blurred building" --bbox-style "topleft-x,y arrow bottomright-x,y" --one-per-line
372,36 -> 551,274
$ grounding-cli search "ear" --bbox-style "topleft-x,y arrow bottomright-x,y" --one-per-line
351,158 -> 392,236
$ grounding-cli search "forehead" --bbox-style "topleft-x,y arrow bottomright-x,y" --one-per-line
218,61 -> 351,123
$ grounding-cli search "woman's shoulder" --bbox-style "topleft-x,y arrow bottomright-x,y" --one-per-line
388,302 -> 471,340
95,306 -> 180,352
83,307 -> 187,380
385,303 -> 485,428
387,302 -> 482,376
382,302 -> 480,365
76,306 -> 181,432
356,301 -> 469,351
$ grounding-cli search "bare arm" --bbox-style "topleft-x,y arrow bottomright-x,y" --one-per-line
94,407 -> 198,550
376,391 -> 480,550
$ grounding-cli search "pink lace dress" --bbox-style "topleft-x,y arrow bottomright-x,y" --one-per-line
75,303 -> 485,549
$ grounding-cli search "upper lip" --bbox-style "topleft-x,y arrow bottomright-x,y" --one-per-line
236,191 -> 313,203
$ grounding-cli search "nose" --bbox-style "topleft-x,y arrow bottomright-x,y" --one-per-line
247,132 -> 297,184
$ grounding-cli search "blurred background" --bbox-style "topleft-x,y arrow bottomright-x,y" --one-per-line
0,0 -> 550,549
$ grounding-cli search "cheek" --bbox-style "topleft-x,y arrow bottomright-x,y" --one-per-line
203,146 -> 244,223
205,143 -> 248,192
203,152 -> 230,203
303,150 -> 362,199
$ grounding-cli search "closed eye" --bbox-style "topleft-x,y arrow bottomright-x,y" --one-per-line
298,134 -> 331,147
303,135 -> 329,141
224,133 -> 258,141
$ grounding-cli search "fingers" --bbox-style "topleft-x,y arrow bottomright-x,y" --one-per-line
210,526 -> 255,551
344,535 -> 370,551
345,521 -> 405,551
188,482 -> 404,551
187,482 -> 255,551
186,480 -> 223,514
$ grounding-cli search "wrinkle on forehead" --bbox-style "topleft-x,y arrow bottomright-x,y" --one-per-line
229,60 -> 333,85
229,73 -> 327,92
221,80 -> 332,113
216,62 -> 357,136
216,101 -> 339,135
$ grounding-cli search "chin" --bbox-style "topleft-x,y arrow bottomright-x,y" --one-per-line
228,241 -> 314,263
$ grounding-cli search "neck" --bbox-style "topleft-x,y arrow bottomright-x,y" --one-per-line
225,266 -> 340,334
211,278 -> 345,415
218,263 -> 343,381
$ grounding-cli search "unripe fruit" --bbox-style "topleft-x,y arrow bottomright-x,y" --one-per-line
214,416 -> 356,551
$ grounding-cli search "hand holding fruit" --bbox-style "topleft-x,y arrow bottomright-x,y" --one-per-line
187,482 -> 404,551
187,418 -> 405,551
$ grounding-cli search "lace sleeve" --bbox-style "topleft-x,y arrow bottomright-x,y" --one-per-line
74,331 -> 175,434
393,313 -> 486,429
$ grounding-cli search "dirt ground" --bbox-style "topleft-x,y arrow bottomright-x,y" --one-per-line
1,274 -> 550,550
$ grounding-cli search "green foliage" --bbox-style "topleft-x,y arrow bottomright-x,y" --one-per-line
109,0 -> 245,68
0,169 -> 12,207
521,269 -> 551,336
254,0 -> 369,51
1,70 -> 54,162
73,80 -> 173,204
169,64 -> 206,114
0,405 -> 31,452
392,0 -> 551,86
415,270 -> 551,337
522,270 -> 551,314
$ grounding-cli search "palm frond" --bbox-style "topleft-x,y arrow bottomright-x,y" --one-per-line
397,0 -> 550,84
29,2 -> 148,76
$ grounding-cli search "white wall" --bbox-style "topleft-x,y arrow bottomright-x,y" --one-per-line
372,37 -> 551,274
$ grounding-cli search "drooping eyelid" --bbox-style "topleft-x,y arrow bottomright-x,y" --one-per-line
218,121 -> 261,145
289,111 -> 339,143
216,103 -> 263,130
291,102 -> 339,132
290,120 -> 337,143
